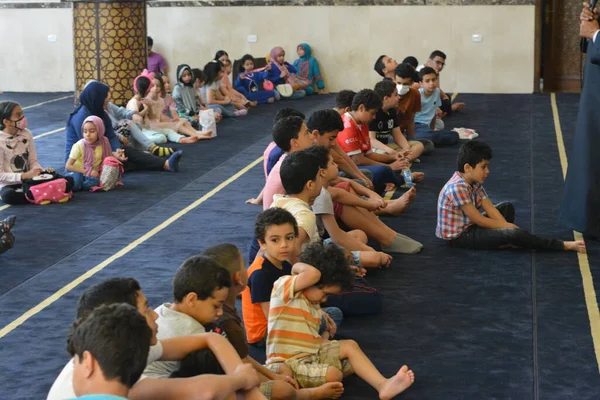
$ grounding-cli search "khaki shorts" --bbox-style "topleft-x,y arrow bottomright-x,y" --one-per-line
259,380 -> 274,399
267,341 -> 353,388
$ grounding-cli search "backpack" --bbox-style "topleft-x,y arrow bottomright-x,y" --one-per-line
91,156 -> 124,192
23,174 -> 73,205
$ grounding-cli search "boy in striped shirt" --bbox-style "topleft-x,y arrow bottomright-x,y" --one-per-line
266,242 -> 416,399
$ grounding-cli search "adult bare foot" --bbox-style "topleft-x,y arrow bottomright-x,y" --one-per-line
195,131 -> 213,140
564,240 -> 586,253
412,172 -> 425,182
180,136 -> 200,144
382,187 -> 416,216
379,365 -> 415,400
306,382 -> 344,399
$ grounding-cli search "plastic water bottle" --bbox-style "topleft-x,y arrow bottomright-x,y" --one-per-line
402,168 -> 414,188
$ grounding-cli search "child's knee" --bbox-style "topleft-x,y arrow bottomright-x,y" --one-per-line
270,380 -> 297,400
325,366 -> 343,383
278,363 -> 294,378
340,339 -> 360,355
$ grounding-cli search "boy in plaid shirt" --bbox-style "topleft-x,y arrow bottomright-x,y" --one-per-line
436,141 -> 585,252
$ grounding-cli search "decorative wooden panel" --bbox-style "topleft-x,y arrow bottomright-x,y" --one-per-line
73,0 -> 147,105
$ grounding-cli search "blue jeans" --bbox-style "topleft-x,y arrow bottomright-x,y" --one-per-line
359,165 -> 405,195
414,123 -> 459,146
274,89 -> 306,100
68,172 -> 99,192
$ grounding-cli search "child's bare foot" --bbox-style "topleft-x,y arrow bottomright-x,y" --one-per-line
306,382 -> 344,399
268,97 -> 275,103
250,100 -> 258,107
564,240 -> 586,253
179,136 -> 199,144
194,131 -> 213,140
384,183 -> 396,192
379,365 -> 415,400
383,187 -> 416,216
412,172 -> 425,182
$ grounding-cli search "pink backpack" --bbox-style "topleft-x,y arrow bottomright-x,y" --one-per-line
25,178 -> 72,205
91,156 -> 124,192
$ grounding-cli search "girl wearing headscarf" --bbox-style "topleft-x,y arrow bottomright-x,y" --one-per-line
65,116 -> 113,191
65,80 -> 183,173
293,43 -> 326,95
0,101 -> 63,205
265,46 -> 307,100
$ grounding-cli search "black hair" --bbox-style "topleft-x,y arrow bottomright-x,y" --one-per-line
272,116 -> 305,152
306,109 -> 343,134
191,68 -> 206,84
299,242 -> 354,290
457,141 -> 492,173
147,36 -> 153,47
429,50 -> 447,60
373,55 -> 386,77
203,60 -> 224,85
303,145 -> 330,169
0,101 -> 19,130
402,56 -> 418,68
335,90 -> 356,109
134,76 -> 151,97
215,50 -> 229,60
254,208 -> 299,242
351,89 -> 382,112
173,255 -> 232,302
420,66 -> 437,79
240,54 -> 255,72
67,303 -> 151,389
76,277 -> 141,320
201,243 -> 243,276
395,63 -> 416,80
373,79 -> 396,99
280,149 -> 321,195
273,108 -> 305,124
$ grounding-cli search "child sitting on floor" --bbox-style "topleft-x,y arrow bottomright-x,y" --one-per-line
333,90 -> 356,115
293,43 -> 326,95
203,242 -> 344,400
172,64 -> 205,129
65,116 -> 115,192
266,241 -> 415,398
128,72 -> 210,143
190,68 -> 223,122
68,303 -> 152,400
221,59 -> 257,108
336,89 -> 423,195
370,80 -> 424,161
413,67 -> 459,146
266,47 -> 307,100
235,54 -> 277,104
436,141 -> 585,253
202,60 -> 247,118
0,101 -> 65,204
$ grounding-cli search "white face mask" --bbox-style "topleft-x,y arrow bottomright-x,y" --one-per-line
396,84 -> 410,96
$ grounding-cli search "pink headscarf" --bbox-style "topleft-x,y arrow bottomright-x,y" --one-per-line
269,47 -> 289,76
133,69 -> 155,97
81,115 -> 112,176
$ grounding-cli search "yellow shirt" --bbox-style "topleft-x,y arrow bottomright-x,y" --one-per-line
69,141 -> 103,172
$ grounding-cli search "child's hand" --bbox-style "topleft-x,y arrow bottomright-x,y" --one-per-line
280,71 -> 287,78
118,135 -> 129,146
390,159 -> 410,171
132,114 -> 144,124
215,113 -> 223,122
275,374 -> 299,389
233,363 -> 261,391
90,170 -> 99,178
266,63 -> 272,70
112,149 -> 128,162
245,197 -> 262,205
224,96 -> 232,104
350,265 -> 367,277
21,168 -> 42,180
45,168 -> 55,173
504,222 -> 519,229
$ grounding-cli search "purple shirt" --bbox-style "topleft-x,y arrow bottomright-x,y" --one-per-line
147,51 -> 167,74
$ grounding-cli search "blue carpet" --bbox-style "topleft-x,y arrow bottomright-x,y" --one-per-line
0,93 -> 599,399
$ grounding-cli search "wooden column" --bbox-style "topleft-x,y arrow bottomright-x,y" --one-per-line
73,0 -> 147,105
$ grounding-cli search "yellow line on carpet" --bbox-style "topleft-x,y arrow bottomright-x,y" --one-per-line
551,93 -> 600,373
0,156 -> 264,339
33,127 -> 65,140
451,92 -> 459,102
0,204 -> 10,212
22,95 -> 72,110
